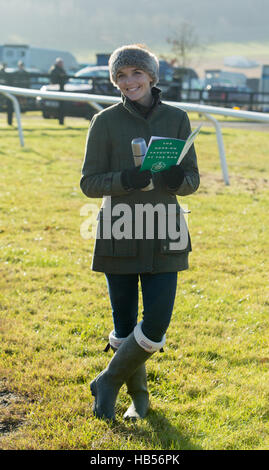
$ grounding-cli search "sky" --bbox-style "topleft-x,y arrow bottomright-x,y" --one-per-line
0,0 -> 269,61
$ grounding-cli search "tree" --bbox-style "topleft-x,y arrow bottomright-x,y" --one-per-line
166,21 -> 199,69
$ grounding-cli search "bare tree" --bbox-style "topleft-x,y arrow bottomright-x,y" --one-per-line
166,21 -> 199,69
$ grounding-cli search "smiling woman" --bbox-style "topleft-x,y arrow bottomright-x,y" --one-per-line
109,44 -> 159,108
80,43 -> 200,422
115,67 -> 153,106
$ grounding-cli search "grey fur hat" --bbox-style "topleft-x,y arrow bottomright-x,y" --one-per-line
109,44 -> 159,87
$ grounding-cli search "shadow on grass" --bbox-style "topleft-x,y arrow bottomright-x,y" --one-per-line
23,127 -> 88,133
147,408 -> 202,450
1,127 -> 87,133
20,147 -> 59,164
112,408 -> 202,450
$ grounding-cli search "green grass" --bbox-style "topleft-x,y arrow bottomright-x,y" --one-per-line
0,113 -> 269,450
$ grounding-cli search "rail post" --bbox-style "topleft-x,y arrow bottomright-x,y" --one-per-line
204,113 -> 229,185
1,91 -> 24,147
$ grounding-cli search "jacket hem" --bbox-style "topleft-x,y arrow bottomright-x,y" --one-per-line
91,256 -> 189,274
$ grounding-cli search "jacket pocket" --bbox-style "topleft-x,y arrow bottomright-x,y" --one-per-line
94,237 -> 114,257
94,212 -> 138,257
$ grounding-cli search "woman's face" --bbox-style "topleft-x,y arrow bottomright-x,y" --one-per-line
116,66 -> 153,106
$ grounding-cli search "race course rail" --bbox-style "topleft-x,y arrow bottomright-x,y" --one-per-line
1,84 -> 269,185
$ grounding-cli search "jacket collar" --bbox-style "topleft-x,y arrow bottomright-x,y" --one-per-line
121,87 -> 162,120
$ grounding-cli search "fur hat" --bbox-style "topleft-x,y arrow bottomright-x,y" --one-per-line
109,44 -> 159,87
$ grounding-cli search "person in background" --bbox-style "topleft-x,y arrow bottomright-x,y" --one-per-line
16,60 -> 29,78
17,60 -> 28,74
80,44 -> 200,421
0,62 -> 14,125
0,63 -> 7,88
49,58 -> 68,124
49,57 -> 68,87
14,61 -> 30,110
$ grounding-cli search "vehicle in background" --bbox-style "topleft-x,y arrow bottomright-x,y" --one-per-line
36,82 -> 99,119
0,44 -> 78,73
158,61 -> 202,100
204,83 -> 252,108
74,65 -> 119,95
0,66 -> 45,112
181,78 -> 206,102
36,64 -> 121,119
77,62 -> 95,70
202,69 -> 255,108
157,60 -> 177,98
204,69 -> 247,88
75,65 -> 110,80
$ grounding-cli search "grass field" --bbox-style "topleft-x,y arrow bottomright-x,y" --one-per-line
0,113 -> 269,450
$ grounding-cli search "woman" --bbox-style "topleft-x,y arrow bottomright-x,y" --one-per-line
80,44 -> 200,421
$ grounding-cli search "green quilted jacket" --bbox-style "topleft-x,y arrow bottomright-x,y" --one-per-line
80,92 -> 200,274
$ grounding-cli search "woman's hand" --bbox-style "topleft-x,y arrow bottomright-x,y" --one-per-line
121,166 -> 152,190
161,165 -> 185,190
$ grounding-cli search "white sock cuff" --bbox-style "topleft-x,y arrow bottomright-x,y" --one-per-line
109,330 -> 126,350
134,321 -> 166,352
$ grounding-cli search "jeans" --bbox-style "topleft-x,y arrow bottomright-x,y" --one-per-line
105,272 -> 178,343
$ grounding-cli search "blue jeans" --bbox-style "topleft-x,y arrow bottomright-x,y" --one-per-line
105,272 -> 178,343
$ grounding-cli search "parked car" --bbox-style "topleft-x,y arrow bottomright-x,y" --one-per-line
204,83 -> 252,108
36,82 -> 100,119
75,65 -> 110,80
74,65 -> 119,96
36,65 -> 120,119
180,78 -> 206,102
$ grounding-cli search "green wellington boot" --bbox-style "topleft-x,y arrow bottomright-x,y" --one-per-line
108,332 -> 149,420
123,362 -> 149,420
90,332 -> 152,421
124,322 -> 165,419
90,322 -> 165,421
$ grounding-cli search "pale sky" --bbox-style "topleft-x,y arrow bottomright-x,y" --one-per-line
0,0 -> 268,58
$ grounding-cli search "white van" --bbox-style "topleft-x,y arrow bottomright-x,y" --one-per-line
0,44 -> 78,73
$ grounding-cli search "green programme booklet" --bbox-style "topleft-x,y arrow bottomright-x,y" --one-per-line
140,124 -> 202,173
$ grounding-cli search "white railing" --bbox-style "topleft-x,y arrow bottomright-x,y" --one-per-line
1,84 -> 269,185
